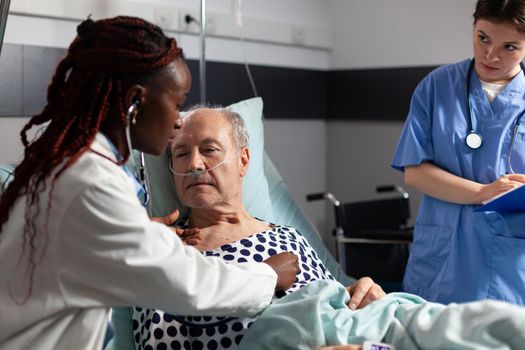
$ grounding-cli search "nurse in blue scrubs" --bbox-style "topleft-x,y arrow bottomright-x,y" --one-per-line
392,0 -> 525,305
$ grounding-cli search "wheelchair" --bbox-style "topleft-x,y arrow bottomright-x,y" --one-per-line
307,185 -> 413,293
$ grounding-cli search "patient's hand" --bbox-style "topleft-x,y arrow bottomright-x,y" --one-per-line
263,252 -> 299,290
150,209 -> 203,245
346,277 -> 386,310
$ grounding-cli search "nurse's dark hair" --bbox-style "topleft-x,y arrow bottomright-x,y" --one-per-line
0,16 -> 183,303
474,0 -> 525,32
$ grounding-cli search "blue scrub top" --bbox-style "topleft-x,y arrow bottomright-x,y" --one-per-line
392,59 -> 525,305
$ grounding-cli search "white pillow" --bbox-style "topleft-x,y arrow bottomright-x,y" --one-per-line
227,97 -> 273,221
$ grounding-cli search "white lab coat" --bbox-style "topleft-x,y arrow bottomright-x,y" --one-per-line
0,134 -> 277,349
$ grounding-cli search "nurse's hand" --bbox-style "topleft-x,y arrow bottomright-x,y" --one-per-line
480,174 -> 525,203
151,209 -> 203,245
263,252 -> 299,290
346,277 -> 386,310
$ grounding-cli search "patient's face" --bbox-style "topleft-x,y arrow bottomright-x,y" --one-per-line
171,109 -> 249,208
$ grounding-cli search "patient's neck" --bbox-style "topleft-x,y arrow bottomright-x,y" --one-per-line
189,204 -> 271,251
190,203 -> 248,228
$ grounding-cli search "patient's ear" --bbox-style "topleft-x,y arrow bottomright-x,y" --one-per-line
239,147 -> 250,177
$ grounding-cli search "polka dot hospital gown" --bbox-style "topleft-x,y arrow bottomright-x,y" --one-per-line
132,224 -> 336,350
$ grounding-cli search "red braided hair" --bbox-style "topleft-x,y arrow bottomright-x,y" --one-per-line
0,16 -> 183,302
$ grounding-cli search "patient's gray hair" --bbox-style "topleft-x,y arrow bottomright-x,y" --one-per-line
184,104 -> 249,150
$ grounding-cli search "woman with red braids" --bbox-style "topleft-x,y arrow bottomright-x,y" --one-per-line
0,16 -> 298,349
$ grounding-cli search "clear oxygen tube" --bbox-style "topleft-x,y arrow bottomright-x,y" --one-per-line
169,149 -> 241,177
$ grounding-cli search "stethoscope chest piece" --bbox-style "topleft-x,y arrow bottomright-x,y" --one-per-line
466,131 -> 483,149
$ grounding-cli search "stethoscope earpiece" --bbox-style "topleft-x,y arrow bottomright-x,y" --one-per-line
124,98 -> 142,168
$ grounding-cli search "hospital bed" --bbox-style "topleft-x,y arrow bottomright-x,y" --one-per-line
3,98 -> 525,350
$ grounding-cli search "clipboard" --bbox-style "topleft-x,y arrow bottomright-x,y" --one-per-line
474,184 -> 525,212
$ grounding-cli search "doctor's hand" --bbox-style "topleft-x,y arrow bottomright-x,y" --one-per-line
176,227 -> 202,246
479,174 -> 525,203
151,208 -> 181,225
151,209 -> 203,245
263,252 -> 299,291
346,277 -> 386,310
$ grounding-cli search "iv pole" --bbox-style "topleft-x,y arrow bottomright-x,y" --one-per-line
199,0 -> 206,103
0,0 -> 11,58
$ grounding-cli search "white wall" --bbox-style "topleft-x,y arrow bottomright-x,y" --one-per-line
6,0 -> 332,69
330,0 -> 477,69
0,117 -> 30,164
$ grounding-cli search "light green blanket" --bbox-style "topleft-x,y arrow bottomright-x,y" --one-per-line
239,280 -> 525,350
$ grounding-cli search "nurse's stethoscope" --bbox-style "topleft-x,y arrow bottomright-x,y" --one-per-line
465,59 -> 525,173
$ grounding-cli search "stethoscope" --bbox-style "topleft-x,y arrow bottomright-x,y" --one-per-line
465,59 -> 525,173
125,99 -> 150,208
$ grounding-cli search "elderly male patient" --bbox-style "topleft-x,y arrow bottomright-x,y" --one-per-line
132,107 -> 385,350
